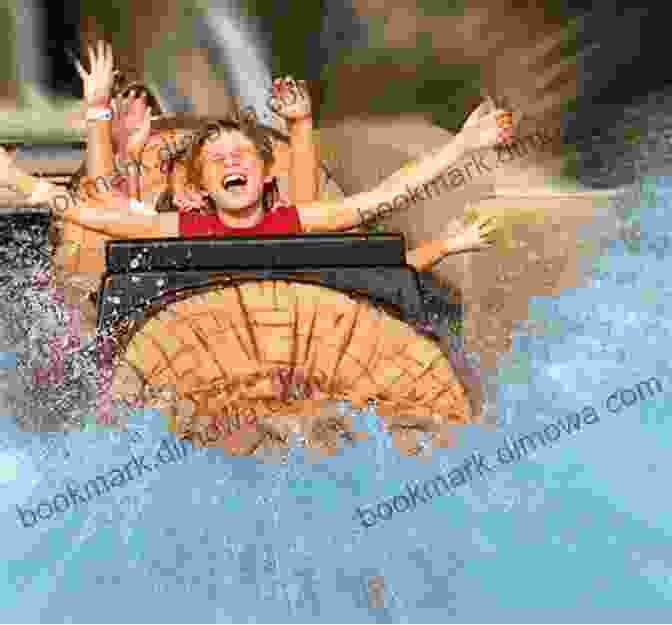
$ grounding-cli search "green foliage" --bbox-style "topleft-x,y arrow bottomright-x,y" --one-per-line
0,1 -> 16,85
78,0 -> 199,88
622,126 -> 641,145
364,221 -> 387,234
319,16 -> 481,131
321,57 -> 480,130
558,20 -> 578,61
558,141 -> 577,180
141,0 -> 203,86
238,0 -> 324,79
78,0 -> 132,50
562,96 -> 576,116
445,318 -> 463,338
0,85 -> 83,142
414,0 -> 464,17
542,0 -> 579,29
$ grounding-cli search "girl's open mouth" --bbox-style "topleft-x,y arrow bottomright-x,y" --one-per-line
222,174 -> 249,193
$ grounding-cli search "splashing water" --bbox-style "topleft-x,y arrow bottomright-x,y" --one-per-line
200,2 -> 276,127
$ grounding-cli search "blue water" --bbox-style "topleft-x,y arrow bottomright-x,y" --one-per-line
0,352 -> 16,368
3,176 -> 672,622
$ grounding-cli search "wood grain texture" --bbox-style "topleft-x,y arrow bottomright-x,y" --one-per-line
112,280 -> 473,454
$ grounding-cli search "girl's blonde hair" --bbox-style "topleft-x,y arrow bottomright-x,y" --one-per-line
157,107 -> 279,214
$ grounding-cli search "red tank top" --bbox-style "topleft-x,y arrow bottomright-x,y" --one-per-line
178,205 -> 303,237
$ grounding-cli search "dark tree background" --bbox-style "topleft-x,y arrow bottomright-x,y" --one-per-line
41,0 -> 82,97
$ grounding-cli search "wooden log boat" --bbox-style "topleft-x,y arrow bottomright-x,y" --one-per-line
98,234 -> 474,455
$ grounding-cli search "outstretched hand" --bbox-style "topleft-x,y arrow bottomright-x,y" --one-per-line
73,41 -> 115,108
460,98 -> 519,151
442,214 -> 499,255
268,76 -> 312,122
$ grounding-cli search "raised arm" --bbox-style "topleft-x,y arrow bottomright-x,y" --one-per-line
296,104 -> 515,232
74,41 -> 116,179
114,90 -> 153,203
268,77 -> 319,204
62,194 -> 179,239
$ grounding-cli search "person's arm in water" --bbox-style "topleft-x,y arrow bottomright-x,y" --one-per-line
268,77 -> 319,204
296,103 -> 515,232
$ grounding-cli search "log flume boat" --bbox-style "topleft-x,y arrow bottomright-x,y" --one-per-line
87,232 -> 473,455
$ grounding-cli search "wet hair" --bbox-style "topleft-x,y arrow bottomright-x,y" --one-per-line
156,107 -> 279,214
68,70 -> 163,193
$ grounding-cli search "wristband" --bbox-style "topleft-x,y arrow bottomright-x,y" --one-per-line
128,198 -> 155,215
86,108 -> 113,122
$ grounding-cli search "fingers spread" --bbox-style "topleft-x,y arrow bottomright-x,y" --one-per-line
87,45 -> 96,75
74,57 -> 87,80
96,40 -> 105,73
104,42 -> 114,78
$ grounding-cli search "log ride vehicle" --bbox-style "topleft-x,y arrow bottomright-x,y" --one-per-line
45,120 -> 475,456
64,230 -> 472,455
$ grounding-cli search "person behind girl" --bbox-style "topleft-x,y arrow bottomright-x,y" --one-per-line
65,102 -> 515,272
0,41 -> 319,214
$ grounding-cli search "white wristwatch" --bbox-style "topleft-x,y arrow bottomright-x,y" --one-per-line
86,108 -> 113,122
128,198 -> 155,215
